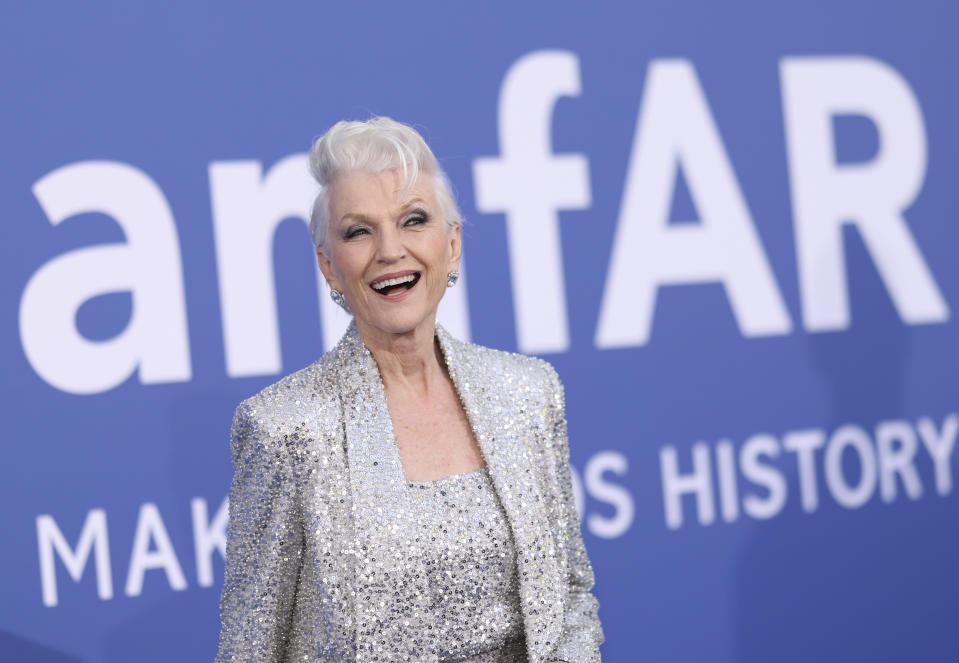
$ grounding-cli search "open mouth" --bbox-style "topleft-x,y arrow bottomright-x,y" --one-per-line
370,272 -> 421,297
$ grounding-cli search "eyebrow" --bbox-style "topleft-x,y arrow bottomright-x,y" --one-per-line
338,212 -> 374,225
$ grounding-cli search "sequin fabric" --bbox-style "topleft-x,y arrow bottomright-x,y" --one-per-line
405,468 -> 526,662
215,321 -> 604,663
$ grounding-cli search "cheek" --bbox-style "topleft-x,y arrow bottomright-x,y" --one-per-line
329,247 -> 368,290
426,248 -> 451,285
430,232 -> 454,267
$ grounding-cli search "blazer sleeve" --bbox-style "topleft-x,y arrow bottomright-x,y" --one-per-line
543,363 -> 605,663
215,402 -> 303,663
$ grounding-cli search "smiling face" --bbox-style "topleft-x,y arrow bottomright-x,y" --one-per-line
317,169 -> 461,346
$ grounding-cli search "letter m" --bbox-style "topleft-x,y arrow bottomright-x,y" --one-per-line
37,509 -> 113,607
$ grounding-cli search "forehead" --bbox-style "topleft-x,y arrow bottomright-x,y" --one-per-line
328,169 -> 436,221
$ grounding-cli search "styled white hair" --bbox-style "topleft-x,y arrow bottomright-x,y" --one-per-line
308,116 -> 463,248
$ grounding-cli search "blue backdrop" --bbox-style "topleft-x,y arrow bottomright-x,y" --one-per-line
3,2 -> 958,661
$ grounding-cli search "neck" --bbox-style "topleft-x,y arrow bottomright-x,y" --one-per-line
355,317 -> 445,393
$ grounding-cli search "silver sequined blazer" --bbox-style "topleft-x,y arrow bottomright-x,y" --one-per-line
215,322 -> 604,663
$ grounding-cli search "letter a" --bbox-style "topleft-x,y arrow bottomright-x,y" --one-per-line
20,161 -> 191,394
596,60 -> 791,348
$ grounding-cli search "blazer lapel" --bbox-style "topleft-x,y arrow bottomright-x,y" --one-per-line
436,326 -> 564,663
334,322 -> 436,662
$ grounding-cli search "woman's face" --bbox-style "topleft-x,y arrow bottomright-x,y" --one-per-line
317,169 -> 461,344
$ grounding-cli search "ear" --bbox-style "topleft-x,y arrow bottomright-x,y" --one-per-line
316,245 -> 340,291
447,224 -> 462,272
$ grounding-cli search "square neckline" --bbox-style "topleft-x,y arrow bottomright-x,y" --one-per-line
405,464 -> 489,487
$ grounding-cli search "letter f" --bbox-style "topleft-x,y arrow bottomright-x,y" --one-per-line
473,50 -> 591,353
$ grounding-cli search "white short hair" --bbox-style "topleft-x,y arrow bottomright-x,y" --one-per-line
308,116 -> 463,248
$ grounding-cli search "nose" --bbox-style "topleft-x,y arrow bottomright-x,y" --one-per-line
375,226 -> 405,263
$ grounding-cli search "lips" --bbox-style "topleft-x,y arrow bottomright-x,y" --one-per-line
370,271 -> 421,296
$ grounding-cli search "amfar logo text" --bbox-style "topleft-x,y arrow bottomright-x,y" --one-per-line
19,52 -> 948,395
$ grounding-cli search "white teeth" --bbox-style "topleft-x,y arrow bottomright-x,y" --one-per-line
371,273 -> 416,291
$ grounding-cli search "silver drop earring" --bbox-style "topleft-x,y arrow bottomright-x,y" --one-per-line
330,288 -> 349,312
446,270 -> 459,288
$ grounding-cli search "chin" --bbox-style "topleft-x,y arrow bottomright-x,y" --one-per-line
362,305 -> 437,338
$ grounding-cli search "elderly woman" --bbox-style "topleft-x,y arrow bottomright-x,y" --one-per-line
215,117 -> 603,663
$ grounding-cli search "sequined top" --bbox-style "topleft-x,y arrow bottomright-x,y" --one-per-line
215,322 -> 604,663
405,467 -> 526,663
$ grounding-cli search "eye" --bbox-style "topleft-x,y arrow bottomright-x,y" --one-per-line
344,225 -> 369,240
404,210 -> 428,227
